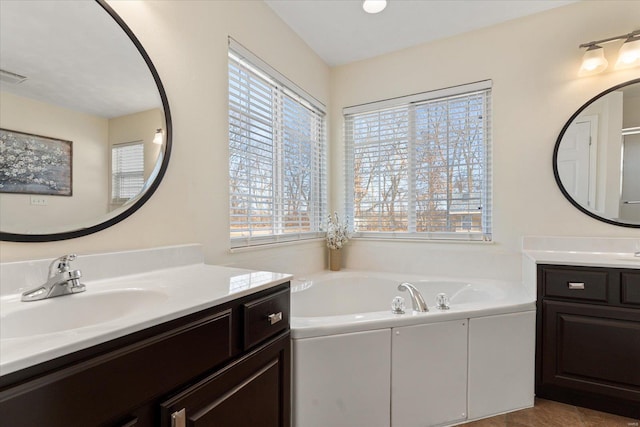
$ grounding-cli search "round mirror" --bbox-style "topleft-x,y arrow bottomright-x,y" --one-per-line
553,78 -> 640,228
0,0 -> 171,242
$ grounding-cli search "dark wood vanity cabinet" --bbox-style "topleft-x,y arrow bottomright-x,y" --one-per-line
160,333 -> 289,427
535,265 -> 640,418
0,283 -> 291,427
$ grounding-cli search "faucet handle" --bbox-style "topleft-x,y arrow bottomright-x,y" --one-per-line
435,293 -> 450,310
392,296 -> 406,314
49,254 -> 77,276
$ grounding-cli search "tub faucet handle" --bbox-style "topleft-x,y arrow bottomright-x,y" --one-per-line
392,296 -> 406,314
436,293 -> 450,310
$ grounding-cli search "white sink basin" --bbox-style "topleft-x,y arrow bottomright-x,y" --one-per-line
1,289 -> 169,339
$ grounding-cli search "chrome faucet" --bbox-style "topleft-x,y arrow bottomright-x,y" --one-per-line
398,282 -> 428,312
21,254 -> 86,302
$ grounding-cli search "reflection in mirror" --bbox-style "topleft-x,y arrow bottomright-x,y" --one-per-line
0,0 -> 170,240
554,79 -> 640,227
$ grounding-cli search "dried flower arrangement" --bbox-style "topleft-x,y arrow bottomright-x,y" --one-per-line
326,212 -> 350,250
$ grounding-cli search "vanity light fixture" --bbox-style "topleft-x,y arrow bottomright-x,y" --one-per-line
616,33 -> 640,69
362,0 -> 387,14
579,29 -> 640,75
153,128 -> 163,145
579,45 -> 608,75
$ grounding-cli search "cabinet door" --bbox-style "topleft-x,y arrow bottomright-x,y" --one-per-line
161,332 -> 290,427
540,301 -> 640,402
468,311 -> 536,419
292,329 -> 391,427
391,320 -> 468,427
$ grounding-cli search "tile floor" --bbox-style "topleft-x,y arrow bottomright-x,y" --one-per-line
458,398 -> 639,427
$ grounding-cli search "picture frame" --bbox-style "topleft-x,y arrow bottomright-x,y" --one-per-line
0,128 -> 72,196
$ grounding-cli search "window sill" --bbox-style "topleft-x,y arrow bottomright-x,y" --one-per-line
229,237 -> 325,253
351,235 -> 494,245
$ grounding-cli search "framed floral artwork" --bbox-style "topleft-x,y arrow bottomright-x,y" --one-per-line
0,128 -> 72,196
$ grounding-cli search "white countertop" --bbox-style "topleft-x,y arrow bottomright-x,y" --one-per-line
521,236 -> 640,269
520,237 -> 640,296
0,263 -> 292,377
523,250 -> 640,269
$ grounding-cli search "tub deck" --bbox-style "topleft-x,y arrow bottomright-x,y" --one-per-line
290,270 -> 535,339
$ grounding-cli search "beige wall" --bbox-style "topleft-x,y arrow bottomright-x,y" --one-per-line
1,1 -> 638,281
0,92 -> 109,234
329,0 -> 640,280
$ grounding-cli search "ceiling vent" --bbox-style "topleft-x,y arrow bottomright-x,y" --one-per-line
0,69 -> 28,84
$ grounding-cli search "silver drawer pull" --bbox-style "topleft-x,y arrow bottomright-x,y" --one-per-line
268,312 -> 283,325
568,282 -> 585,290
171,409 -> 186,427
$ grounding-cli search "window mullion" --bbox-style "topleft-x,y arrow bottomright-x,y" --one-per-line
273,86 -> 284,236
311,114 -> 322,232
344,116 -> 355,233
445,100 -> 452,233
482,91 -> 492,240
408,105 -> 416,233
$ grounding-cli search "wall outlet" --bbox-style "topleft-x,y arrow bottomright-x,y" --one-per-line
30,196 -> 48,206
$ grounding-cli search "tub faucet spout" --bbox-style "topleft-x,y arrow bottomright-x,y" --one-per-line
398,282 -> 428,312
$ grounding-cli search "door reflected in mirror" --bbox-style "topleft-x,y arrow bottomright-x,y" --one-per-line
0,0 -> 170,240
554,79 -> 640,227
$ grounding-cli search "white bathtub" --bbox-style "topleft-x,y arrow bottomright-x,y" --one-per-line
290,270 -> 536,427
291,270 -> 535,339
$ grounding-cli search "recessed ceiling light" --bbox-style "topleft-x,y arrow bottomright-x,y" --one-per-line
363,0 -> 387,14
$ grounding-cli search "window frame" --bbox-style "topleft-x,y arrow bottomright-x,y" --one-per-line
344,80 -> 492,242
228,38 -> 327,249
110,140 -> 145,206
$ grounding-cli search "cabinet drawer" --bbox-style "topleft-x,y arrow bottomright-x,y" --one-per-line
243,288 -> 290,350
542,267 -> 608,302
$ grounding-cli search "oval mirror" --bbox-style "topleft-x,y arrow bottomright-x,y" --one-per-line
0,0 -> 171,242
553,78 -> 640,228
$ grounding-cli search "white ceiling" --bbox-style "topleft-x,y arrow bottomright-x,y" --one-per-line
265,0 -> 577,66
0,1 -> 578,118
0,1 -> 160,119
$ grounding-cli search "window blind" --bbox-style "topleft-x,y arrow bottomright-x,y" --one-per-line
229,40 -> 327,248
345,81 -> 492,241
111,141 -> 144,204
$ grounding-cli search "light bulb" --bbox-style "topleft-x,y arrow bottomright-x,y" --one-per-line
363,0 -> 387,14
579,45 -> 608,76
615,36 -> 640,69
